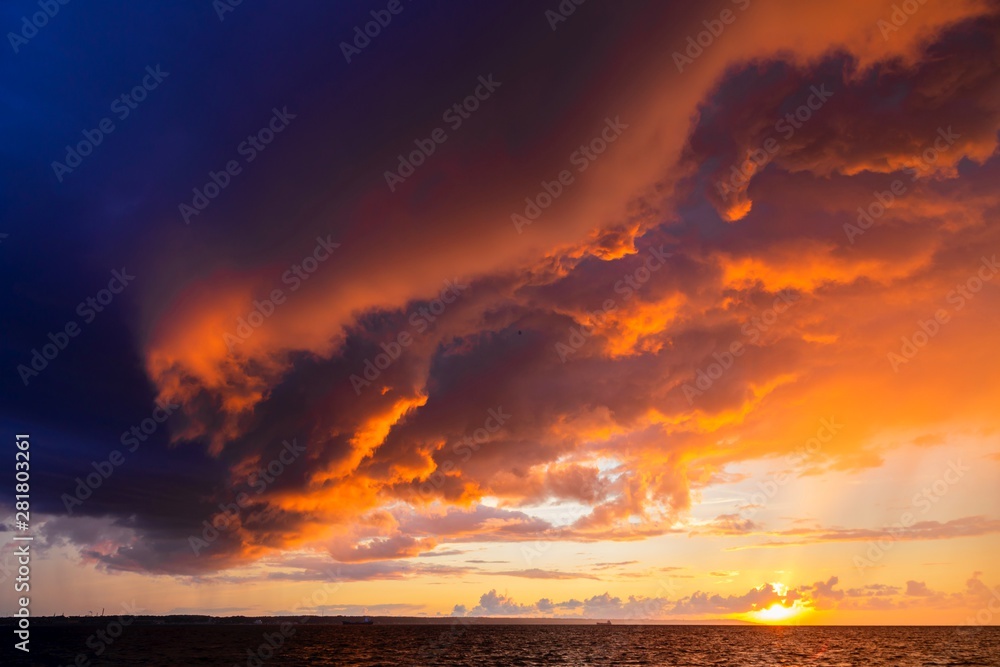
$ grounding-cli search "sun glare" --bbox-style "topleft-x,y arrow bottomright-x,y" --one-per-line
752,603 -> 798,623
736,586 -> 811,624
743,600 -> 811,624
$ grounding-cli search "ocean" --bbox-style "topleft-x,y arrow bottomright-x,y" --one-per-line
3,625 -> 998,666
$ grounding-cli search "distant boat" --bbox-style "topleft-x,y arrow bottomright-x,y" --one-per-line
343,616 -> 374,625
597,620 -> 612,625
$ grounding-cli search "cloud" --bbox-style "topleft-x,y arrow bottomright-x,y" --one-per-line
330,535 -> 434,563
489,569 -> 600,580
467,590 -> 535,616
686,13 -> 1000,222
671,583 -> 790,615
459,589 -> 673,619
593,561 -> 640,570
31,1 -> 1000,586
454,572 -> 1000,619
905,580 -> 934,597
804,576 -> 845,609
846,584 -> 900,597
418,549 -> 467,558
728,516 -> 1000,550
699,514 -> 761,535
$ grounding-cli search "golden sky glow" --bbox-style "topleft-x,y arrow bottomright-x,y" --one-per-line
10,0 -> 1000,626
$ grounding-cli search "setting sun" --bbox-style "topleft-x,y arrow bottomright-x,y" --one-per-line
733,584 -> 813,624
745,602 -> 809,624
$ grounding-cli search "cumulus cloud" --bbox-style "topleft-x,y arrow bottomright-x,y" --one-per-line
453,573 -> 999,619
467,590 -> 535,617
459,589 -> 673,619
671,583 -> 789,616
906,580 -> 935,597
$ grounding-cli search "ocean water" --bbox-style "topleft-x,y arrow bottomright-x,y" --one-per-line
3,624 -> 998,666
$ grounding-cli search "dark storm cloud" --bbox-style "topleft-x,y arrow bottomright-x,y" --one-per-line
4,0 -> 999,584
682,12 -> 1000,221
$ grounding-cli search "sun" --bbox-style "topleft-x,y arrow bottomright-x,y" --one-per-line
749,602 -> 803,623
736,584 -> 813,624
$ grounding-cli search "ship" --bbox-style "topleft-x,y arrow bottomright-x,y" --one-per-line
342,616 -> 374,625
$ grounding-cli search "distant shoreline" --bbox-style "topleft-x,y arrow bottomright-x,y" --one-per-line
0,616 -> 982,627
0,615 -> 746,626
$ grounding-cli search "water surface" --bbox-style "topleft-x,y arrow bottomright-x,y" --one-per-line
4,624 -> 998,666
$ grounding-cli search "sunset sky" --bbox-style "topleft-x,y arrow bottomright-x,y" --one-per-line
2,0 -> 1000,625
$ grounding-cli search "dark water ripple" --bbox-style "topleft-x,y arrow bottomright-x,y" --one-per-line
2,624 -> 998,666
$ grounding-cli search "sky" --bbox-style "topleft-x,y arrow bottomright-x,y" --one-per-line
1,0 -> 999,625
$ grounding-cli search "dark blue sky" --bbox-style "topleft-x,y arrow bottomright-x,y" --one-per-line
0,0 -> 651,527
